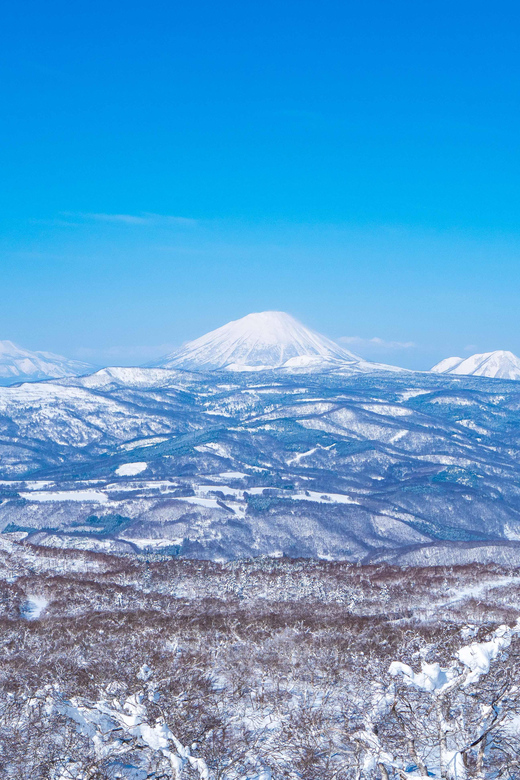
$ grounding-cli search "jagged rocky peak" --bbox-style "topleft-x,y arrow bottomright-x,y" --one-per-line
431,350 -> 520,380
150,310 -> 360,371
0,339 -> 94,385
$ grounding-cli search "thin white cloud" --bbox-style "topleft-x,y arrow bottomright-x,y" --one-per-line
339,336 -> 416,350
62,212 -> 197,226
82,213 -> 150,224
464,344 -> 478,352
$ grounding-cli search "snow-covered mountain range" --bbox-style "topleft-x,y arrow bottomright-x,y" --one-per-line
4,314 -> 520,564
150,311 -> 362,371
5,315 -> 520,384
431,350 -> 520,380
2,363 -> 520,564
0,340 -> 94,385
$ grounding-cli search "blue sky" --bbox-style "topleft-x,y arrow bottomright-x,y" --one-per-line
1,1 -> 520,368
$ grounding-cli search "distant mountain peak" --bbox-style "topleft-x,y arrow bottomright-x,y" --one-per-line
0,339 -> 94,385
148,311 -> 406,374
431,350 -> 520,380
149,311 -> 361,371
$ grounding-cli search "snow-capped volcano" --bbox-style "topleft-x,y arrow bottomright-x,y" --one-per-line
149,311 -> 360,371
0,340 -> 94,385
431,350 -> 520,380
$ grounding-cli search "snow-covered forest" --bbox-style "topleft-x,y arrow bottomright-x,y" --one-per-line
2,540 -> 520,778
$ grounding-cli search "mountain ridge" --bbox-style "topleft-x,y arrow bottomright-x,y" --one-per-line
431,349 -> 520,380
0,339 -> 95,385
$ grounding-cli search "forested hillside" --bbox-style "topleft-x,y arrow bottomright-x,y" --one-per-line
2,541 -> 520,778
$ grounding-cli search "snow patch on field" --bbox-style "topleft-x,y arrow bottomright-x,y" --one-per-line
120,437 -> 168,451
245,487 -> 358,505
389,429 -> 408,444
399,389 -> 431,401
194,442 -> 231,457
458,419 -> 488,434
121,537 -> 184,549
105,479 -> 178,493
286,447 -> 318,464
21,480 -> 56,490
20,489 -> 109,503
176,496 -> 222,509
115,462 -> 148,476
361,403 -> 414,416
197,485 -> 242,498
430,395 -> 477,406
21,595 -> 48,620
291,490 -> 359,505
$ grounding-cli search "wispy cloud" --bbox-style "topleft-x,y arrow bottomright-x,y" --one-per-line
81,213 -> 151,225
61,212 -> 197,226
339,336 -> 416,350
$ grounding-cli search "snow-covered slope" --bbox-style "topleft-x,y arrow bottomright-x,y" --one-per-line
2,368 -> 520,562
0,340 -> 94,385
149,311 -> 361,371
431,350 -> 520,380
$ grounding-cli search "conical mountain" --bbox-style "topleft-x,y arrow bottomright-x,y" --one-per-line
0,340 -> 94,385
431,350 -> 520,380
149,311 -> 360,371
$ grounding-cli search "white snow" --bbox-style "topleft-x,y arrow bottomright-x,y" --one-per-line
390,620 -> 520,692
430,395 -> 476,406
281,354 -> 350,369
224,363 -> 272,372
245,487 -> 358,505
122,537 -> 184,549
20,480 -> 56,490
290,490 -> 359,505
175,496 -> 222,508
120,436 -> 168,451
445,751 -> 467,780
286,447 -> 318,464
389,660 -> 456,693
457,624 -> 519,685
398,389 -> 431,401
20,489 -> 109,503
437,576 -> 520,609
360,403 -> 413,416
53,690 -> 212,779
197,485 -> 242,498
21,595 -> 48,620
115,462 -> 148,476
73,366 -> 185,390
457,419 -> 488,434
104,479 -> 178,493
194,442 -> 232,458
431,356 -> 465,373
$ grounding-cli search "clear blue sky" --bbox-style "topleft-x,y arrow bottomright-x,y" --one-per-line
1,1 -> 520,368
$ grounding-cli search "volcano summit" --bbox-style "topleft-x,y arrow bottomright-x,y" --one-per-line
149,311 -> 360,371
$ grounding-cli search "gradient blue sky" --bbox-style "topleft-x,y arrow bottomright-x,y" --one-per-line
1,1 -> 520,368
